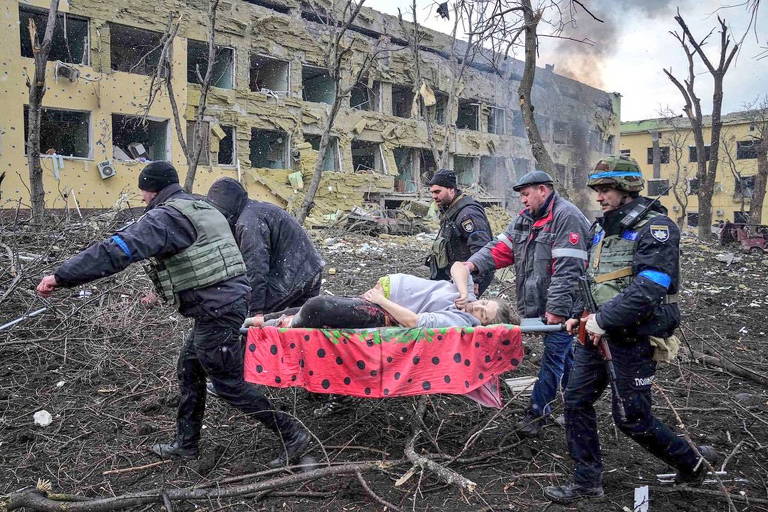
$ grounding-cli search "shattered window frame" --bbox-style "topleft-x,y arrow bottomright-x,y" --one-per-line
249,128 -> 290,169
453,155 -> 478,186
647,179 -> 670,196
186,120 -> 211,166
186,40 -> 235,89
19,6 -> 90,66
620,148 -> 631,158
305,134 -> 341,172
351,139 -> 385,173
646,146 -> 670,164
688,145 -> 711,162
301,64 -> 336,105
109,23 -> 164,77
391,84 -> 414,119
487,106 -> 506,135
734,175 -> 756,198
456,100 -> 479,131
687,177 -> 700,194
23,105 -> 91,159
736,140 -> 758,160
350,79 -> 380,111
216,125 -> 236,166
111,113 -> 170,162
250,54 -> 291,96
393,146 -> 419,192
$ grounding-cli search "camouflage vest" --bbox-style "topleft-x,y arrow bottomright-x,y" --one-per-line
147,198 -> 246,304
587,211 -> 673,306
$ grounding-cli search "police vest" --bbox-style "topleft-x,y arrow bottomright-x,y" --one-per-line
587,211 -> 677,306
149,199 -> 246,304
431,194 -> 479,268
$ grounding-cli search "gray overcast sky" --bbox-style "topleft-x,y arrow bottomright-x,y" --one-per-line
365,0 -> 766,122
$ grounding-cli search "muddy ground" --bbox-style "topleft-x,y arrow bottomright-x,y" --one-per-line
1,212 -> 767,512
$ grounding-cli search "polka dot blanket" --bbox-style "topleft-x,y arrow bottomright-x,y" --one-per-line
243,325 -> 524,408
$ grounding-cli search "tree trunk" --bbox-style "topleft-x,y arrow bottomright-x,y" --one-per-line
750,136 -> 768,224
183,0 -> 220,192
517,0 -> 561,193
296,95 -> 344,224
699,78 -> 726,238
25,0 -> 61,220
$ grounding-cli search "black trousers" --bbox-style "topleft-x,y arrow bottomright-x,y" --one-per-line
176,298 -> 291,448
265,271 -> 323,314
266,296 -> 392,328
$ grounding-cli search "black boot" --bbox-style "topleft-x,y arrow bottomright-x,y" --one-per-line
544,482 -> 605,503
151,440 -> 199,459
675,445 -> 721,485
268,419 -> 311,468
515,411 -> 547,437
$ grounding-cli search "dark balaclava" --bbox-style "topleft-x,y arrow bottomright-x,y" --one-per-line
138,161 -> 179,192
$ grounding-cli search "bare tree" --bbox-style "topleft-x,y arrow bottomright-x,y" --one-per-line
664,12 -> 738,239
141,1 -> 222,193
660,113 -> 692,227
24,0 -> 61,219
296,0 -> 390,224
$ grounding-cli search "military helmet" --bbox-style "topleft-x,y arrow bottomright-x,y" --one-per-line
587,156 -> 644,192
513,170 -> 554,192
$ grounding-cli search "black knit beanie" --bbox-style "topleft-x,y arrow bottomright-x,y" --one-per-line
428,168 -> 457,189
138,161 -> 179,192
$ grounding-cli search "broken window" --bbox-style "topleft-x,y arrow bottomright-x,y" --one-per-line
110,24 -> 163,76
19,6 -> 89,65
420,150 -> 437,181
422,92 -> 449,125
646,146 -> 670,164
393,147 -> 417,192
23,106 -> 90,158
737,140 -> 758,160
553,121 -> 570,145
351,139 -> 383,173
186,121 -> 210,165
647,179 -> 670,196
302,65 -> 335,104
487,107 -> 506,135
620,148 -> 631,158
687,212 -> 699,227
510,110 -> 526,138
480,156 -> 506,192
250,55 -> 289,95
735,175 -> 755,198
112,114 -> 168,161
687,178 -> 699,194
454,156 -> 478,186
250,129 -> 288,169
513,158 -> 532,180
187,40 -> 234,89
456,100 -> 479,130
688,145 -> 711,162
392,85 -> 414,118
305,134 -> 340,171
216,125 -> 236,166
350,79 -> 380,111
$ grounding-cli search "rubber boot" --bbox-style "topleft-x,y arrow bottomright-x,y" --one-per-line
151,440 -> 199,459
268,416 -> 311,468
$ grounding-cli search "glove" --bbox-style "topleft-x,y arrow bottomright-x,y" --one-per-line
585,314 -> 605,336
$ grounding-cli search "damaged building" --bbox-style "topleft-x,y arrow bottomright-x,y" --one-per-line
0,0 -> 620,221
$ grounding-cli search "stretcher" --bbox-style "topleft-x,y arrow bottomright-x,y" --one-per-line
241,321 -> 563,408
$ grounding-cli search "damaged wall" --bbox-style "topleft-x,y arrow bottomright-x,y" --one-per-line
0,0 -> 620,220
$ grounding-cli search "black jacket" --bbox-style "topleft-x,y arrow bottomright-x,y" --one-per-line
594,198 -> 681,338
207,178 -> 324,314
55,184 -> 250,319
433,194 -> 494,294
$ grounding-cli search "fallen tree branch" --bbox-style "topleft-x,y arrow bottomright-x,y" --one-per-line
683,347 -> 768,386
355,471 -> 403,512
102,460 -> 172,476
3,461 -> 396,511
405,430 -> 477,493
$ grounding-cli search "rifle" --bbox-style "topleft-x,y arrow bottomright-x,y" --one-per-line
578,275 -> 627,423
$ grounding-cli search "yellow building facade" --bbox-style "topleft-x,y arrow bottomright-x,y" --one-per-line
620,111 -> 763,228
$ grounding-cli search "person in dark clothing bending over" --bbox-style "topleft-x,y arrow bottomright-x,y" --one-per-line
207,178 -> 324,323
425,169 -> 495,295
36,162 -> 309,467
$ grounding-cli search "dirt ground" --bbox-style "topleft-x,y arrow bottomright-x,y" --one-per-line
1,212 -> 767,512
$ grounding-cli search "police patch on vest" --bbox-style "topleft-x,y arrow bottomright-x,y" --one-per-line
461,219 -> 475,232
650,224 -> 670,242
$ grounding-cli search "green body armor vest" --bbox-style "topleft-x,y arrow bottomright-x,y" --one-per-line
147,198 -> 246,304
587,212 -> 662,306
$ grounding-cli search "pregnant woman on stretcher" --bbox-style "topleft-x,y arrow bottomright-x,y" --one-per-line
246,263 -> 514,330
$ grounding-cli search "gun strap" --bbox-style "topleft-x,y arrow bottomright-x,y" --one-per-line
593,266 -> 633,283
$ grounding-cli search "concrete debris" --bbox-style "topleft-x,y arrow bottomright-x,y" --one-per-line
33,410 -> 53,427
715,252 -> 743,266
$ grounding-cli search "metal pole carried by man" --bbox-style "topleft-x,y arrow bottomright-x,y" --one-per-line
544,156 -> 719,503
425,168 -> 495,296
35,162 -> 310,467
463,170 -> 590,436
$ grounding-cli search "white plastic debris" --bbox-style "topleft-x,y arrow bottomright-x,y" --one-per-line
55,381 -> 65,388
33,410 -> 53,427
634,485 -> 649,512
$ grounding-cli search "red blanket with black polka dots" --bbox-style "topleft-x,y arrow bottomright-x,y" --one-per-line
243,325 -> 524,407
